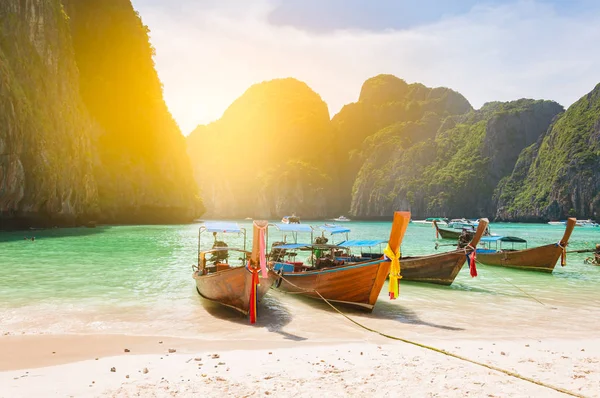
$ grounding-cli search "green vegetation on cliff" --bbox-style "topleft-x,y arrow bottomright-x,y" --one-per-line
65,0 -> 203,223
351,99 -> 563,218
0,0 -> 97,226
187,78 -> 333,218
332,74 -> 473,213
0,0 -> 203,228
496,84 -> 600,221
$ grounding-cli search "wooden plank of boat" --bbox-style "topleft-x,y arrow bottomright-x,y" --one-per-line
433,220 -> 462,240
476,218 -> 577,272
193,220 -> 278,318
274,211 -> 410,311
401,218 -> 489,285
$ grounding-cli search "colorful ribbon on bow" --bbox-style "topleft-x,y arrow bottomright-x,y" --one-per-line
248,262 -> 259,324
383,244 -> 402,300
466,244 -> 477,277
259,227 -> 268,278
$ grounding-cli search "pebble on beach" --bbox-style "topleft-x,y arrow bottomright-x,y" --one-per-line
143,368 -> 149,374
110,367 -> 116,372
124,348 -> 130,353
168,348 -> 176,353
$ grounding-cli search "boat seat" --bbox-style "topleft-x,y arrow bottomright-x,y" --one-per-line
216,263 -> 230,272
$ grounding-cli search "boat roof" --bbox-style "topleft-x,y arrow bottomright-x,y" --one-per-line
272,243 -> 348,250
273,223 -> 313,233
338,239 -> 386,248
202,221 -> 243,233
480,235 -> 527,243
320,225 -> 351,235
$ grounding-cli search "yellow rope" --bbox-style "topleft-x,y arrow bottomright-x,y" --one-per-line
276,274 -> 586,398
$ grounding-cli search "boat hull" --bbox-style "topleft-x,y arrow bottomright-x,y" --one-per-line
194,267 -> 277,315
476,244 -> 564,273
438,228 -> 462,240
401,251 -> 467,285
275,259 -> 391,311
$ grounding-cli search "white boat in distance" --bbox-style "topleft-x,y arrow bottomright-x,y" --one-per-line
412,217 -> 449,225
548,219 -> 599,227
447,218 -> 479,229
331,215 -> 351,222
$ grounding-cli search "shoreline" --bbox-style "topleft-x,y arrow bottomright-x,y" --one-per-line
1,334 -> 598,397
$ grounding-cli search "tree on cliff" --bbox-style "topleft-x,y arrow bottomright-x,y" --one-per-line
495,83 -> 600,221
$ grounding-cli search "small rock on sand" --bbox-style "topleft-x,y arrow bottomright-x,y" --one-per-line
211,354 -> 220,359
501,352 -> 506,356
124,348 -> 130,353
110,367 -> 116,372
143,368 -> 149,374
168,348 -> 176,353
194,357 -> 202,361
125,375 -> 129,379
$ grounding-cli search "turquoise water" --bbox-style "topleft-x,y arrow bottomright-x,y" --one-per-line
1,221 -> 599,339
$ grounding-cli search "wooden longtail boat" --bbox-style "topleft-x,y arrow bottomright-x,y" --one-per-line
400,218 -> 489,285
272,211 -> 410,311
193,221 -> 278,322
432,220 -> 462,240
475,218 -> 576,272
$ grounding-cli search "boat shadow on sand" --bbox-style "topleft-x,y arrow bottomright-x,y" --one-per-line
197,294 -> 307,341
278,292 -> 464,332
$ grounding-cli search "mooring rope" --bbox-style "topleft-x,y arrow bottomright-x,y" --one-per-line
276,274 -> 585,398
475,263 -> 547,307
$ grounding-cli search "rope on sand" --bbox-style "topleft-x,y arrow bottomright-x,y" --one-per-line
276,274 -> 585,398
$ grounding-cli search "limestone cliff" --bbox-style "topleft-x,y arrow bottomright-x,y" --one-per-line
331,74 -> 473,213
187,78 -> 332,219
0,0 -> 97,228
0,0 -> 202,228
495,84 -> 600,221
351,99 -> 564,218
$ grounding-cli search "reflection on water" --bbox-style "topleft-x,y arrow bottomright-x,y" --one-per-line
0,221 -> 599,341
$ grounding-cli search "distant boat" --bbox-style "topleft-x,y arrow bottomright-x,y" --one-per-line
548,219 -> 598,227
576,219 -> 599,227
412,217 -> 449,225
476,218 -> 576,272
447,218 -> 479,229
281,215 -> 300,224
433,220 -> 489,240
331,215 -> 351,222
192,221 -> 277,323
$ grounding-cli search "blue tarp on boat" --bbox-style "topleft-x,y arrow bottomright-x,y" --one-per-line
274,223 -> 313,233
480,235 -> 527,243
203,222 -> 242,233
271,243 -> 311,249
321,225 -> 351,235
338,239 -> 386,247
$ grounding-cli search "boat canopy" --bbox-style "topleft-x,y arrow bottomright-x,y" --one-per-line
338,239 -> 386,248
480,235 -> 527,243
203,221 -> 243,233
271,243 -> 312,249
321,225 -> 351,235
274,223 -> 313,233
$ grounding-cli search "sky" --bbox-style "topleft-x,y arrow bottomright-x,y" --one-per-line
131,0 -> 600,134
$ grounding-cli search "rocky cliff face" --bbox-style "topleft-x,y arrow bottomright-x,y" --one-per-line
187,78 -> 333,219
495,84 -> 600,221
332,74 -> 473,214
351,99 -> 564,218
0,0 -> 97,228
0,0 -> 202,228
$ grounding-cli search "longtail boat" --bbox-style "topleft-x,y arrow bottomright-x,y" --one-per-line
475,218 -> 576,272
399,218 -> 489,285
193,221 -> 277,323
271,211 -> 410,311
432,220 -> 463,240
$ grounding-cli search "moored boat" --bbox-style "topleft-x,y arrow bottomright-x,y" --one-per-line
412,217 -> 449,225
281,215 -> 301,224
400,218 -> 489,285
331,215 -> 351,222
193,221 -> 278,323
476,218 -> 577,272
447,218 -> 479,229
271,212 -> 410,311
432,220 -> 464,239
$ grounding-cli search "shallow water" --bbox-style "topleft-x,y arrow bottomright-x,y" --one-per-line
1,221 -> 599,341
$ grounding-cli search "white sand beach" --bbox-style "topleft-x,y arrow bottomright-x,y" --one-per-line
1,335 -> 599,397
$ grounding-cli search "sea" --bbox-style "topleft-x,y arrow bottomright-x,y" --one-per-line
1,221 -> 599,342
